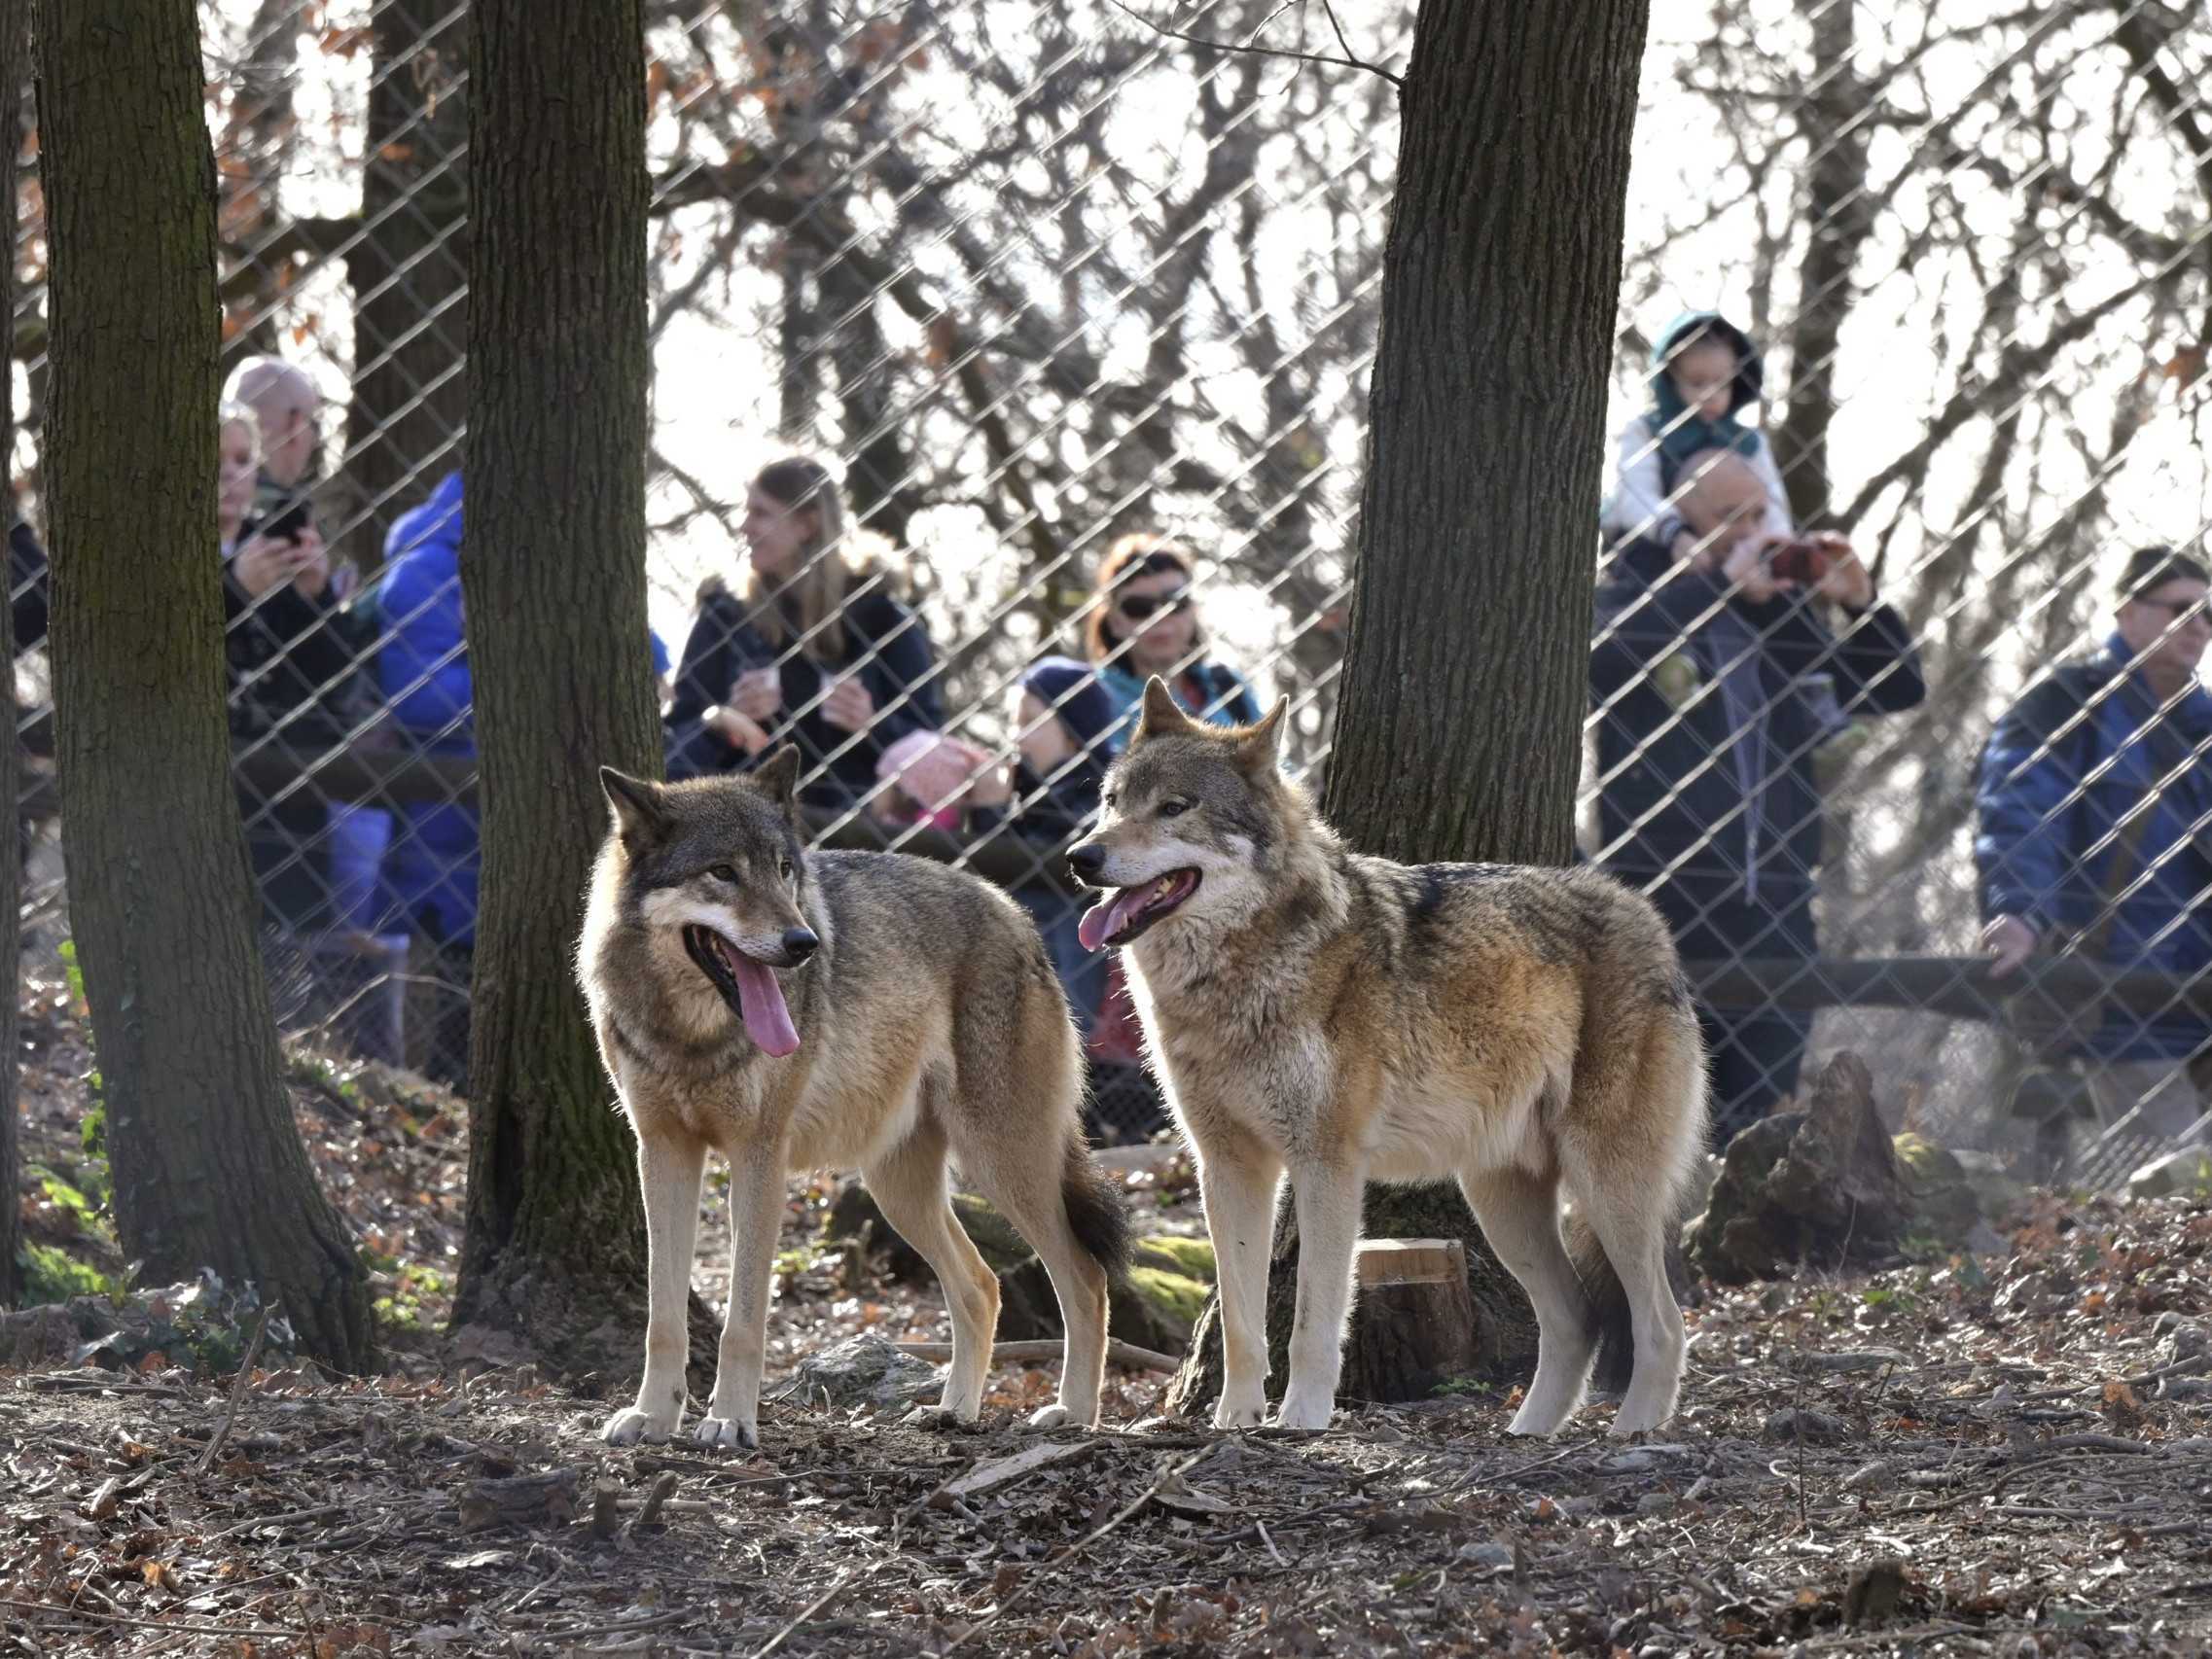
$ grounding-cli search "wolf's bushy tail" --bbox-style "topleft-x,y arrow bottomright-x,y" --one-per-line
1060,1138 -> 1132,1278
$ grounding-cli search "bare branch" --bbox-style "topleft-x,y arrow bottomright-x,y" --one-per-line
1107,0 -> 1403,88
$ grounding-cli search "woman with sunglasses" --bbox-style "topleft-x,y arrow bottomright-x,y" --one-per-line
1085,534 -> 1259,745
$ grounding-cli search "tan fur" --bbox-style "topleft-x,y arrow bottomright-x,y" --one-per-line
1070,681 -> 1708,1435
580,753 -> 1124,1451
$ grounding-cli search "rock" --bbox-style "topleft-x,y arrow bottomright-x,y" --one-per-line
1842,1559 -> 1909,1629
2158,1377 -> 2212,1402
762,1333 -> 942,1413
1455,1540 -> 1515,1571
1762,1407 -> 1849,1443
1634,1493 -> 1675,1518
2164,1323 -> 2210,1363
2127,1147 -> 2212,1200
1950,1149 -> 2028,1225
1891,1133 -> 1981,1244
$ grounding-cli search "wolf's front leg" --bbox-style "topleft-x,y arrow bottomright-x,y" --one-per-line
1275,1157 -> 1364,1431
696,1144 -> 787,1451
602,1128 -> 707,1445
1195,1130 -> 1281,1430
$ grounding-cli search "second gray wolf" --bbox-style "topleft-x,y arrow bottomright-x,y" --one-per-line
1068,681 -> 1707,1436
580,750 -> 1128,1450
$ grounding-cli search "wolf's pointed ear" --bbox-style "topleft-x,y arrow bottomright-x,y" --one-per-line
1234,700 -> 1288,774
753,744 -> 803,817
1133,676 -> 1190,744
600,766 -> 668,843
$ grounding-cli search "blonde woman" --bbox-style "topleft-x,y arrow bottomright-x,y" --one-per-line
665,456 -> 943,807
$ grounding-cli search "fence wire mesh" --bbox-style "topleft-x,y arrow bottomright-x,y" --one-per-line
10,0 -> 2212,1172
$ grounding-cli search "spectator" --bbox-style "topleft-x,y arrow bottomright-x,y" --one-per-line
665,456 -> 942,808
373,469 -> 476,1084
219,401 -> 355,936
224,356 -> 326,552
1603,311 -> 1794,556
1589,448 -> 1924,1147
1085,534 -> 1259,744
1978,546 -> 2212,1147
968,656 -> 1124,1036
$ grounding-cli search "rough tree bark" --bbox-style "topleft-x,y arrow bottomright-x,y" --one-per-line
1171,0 -> 1654,1416
0,0 -> 19,1310
450,0 -> 666,1364
342,0 -> 469,569
34,0 -> 370,1364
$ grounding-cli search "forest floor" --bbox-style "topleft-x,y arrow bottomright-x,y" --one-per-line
8,957 -> 2212,1657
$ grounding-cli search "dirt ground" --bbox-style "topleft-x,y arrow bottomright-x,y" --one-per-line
9,968 -> 2212,1656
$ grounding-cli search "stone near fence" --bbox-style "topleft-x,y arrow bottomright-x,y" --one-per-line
2128,1146 -> 2212,1200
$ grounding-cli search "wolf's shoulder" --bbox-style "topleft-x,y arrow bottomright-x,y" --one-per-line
1347,855 -> 1667,949
810,847 -> 1022,925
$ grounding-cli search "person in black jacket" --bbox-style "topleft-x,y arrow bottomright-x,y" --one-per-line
219,402 -> 360,935
1590,448 -> 1925,1145
967,655 -> 1123,1033
665,456 -> 941,808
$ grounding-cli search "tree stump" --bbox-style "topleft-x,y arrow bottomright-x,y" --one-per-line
1685,1051 -> 1916,1283
1163,1182 -> 1540,1419
1341,1240 -> 1481,1402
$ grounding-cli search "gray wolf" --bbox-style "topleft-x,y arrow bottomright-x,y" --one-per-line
580,748 -> 1128,1449
1067,681 -> 1707,1436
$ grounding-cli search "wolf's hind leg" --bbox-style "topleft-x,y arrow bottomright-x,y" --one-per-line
602,1127 -> 706,1446
959,1140 -> 1112,1431
1558,1136 -> 1686,1436
1460,1166 -> 1595,1436
867,1120 -> 1002,1424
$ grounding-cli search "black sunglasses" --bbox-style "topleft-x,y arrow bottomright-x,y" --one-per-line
1116,587 -> 1192,621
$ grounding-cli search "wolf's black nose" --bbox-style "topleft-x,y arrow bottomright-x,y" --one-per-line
1067,842 -> 1106,883
781,927 -> 820,962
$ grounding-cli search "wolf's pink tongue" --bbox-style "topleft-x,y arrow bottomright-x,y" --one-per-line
1077,889 -> 1143,952
731,955 -> 801,1057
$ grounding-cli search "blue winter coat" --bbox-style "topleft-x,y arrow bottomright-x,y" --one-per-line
375,472 -> 478,947
1975,639 -> 2212,1060
1096,659 -> 1261,750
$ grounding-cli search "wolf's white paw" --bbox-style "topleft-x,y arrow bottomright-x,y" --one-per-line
1212,1392 -> 1267,1430
1272,1392 -> 1335,1432
1022,1403 -> 1072,1432
692,1414 -> 758,1451
600,1406 -> 676,1446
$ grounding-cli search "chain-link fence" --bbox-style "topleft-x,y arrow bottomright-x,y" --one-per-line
10,0 -> 2212,1175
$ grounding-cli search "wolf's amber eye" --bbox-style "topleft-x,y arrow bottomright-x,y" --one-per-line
707,864 -> 740,885
1158,798 -> 1192,819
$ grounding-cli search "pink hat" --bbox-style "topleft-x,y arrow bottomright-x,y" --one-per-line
876,731 -> 990,811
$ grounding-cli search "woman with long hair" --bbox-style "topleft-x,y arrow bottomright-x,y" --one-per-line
1085,533 -> 1258,743
666,456 -> 943,808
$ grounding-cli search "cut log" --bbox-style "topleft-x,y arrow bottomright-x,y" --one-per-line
1341,1239 -> 1481,1403
1163,1182 -> 1542,1420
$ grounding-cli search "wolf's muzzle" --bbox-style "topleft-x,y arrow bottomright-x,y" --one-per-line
1067,841 -> 1106,884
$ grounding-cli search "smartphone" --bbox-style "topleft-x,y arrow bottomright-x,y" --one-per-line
1767,539 -> 1830,585
243,496 -> 312,544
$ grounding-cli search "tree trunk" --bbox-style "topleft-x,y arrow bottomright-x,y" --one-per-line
0,0 -> 19,1311
451,0 -> 664,1363
1168,0 -> 1653,1418
1769,0 -> 1872,531
34,0 -> 370,1366
341,0 -> 469,571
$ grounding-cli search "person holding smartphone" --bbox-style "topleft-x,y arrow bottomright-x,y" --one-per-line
1590,447 -> 1924,1147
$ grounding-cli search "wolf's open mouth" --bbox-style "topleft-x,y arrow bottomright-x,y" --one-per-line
682,924 -> 802,1057
1077,869 -> 1201,950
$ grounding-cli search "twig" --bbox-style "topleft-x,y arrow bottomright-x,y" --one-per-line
945,1450 -> 1213,1654
2041,1432 -> 2155,1454
1256,1518 -> 1289,1567
590,1479 -> 622,1540
512,1609 -> 691,1640
210,1502 -> 349,1538
631,1471 -> 680,1531
892,1337 -> 1182,1373
196,1306 -> 275,1474
749,1563 -> 879,1659
1105,0 -> 1403,88
0,1596 -> 301,1641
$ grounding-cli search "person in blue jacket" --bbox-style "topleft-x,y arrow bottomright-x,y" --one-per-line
1083,534 -> 1259,744
1590,447 -> 1924,1147
1978,546 -> 2212,1145
664,455 -> 942,807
